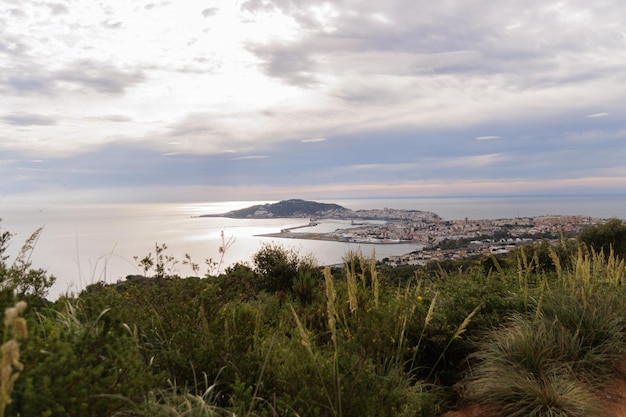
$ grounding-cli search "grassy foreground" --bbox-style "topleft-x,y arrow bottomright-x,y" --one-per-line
0,221 -> 625,416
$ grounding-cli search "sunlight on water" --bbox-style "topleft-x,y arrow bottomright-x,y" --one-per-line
174,201 -> 275,217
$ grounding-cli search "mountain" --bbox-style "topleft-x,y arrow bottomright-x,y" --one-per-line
201,199 -> 351,219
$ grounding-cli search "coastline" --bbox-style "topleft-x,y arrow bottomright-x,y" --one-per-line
255,230 -> 416,245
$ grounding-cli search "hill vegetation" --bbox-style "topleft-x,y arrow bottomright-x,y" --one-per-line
201,199 -> 350,218
0,219 -> 625,416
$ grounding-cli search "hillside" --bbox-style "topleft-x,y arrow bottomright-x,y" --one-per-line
201,198 -> 351,218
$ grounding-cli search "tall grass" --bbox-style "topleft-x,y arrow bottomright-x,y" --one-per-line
463,247 -> 626,417
0,301 -> 27,417
114,378 -> 233,417
290,259 -> 478,417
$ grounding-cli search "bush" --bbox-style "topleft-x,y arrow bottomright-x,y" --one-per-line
13,300 -> 163,416
579,218 -> 626,259
253,243 -> 318,294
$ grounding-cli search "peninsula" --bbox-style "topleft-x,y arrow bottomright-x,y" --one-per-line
200,198 -> 440,223
200,198 -> 442,244
200,199 -> 351,219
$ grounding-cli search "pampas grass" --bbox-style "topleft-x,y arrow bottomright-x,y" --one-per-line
0,301 -> 27,417
464,247 -> 626,417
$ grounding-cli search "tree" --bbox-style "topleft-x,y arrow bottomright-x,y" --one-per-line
252,244 -> 317,294
578,218 -> 626,259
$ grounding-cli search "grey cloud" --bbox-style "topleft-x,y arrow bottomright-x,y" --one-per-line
93,115 -> 133,122
202,7 -> 218,17
46,2 -> 69,15
332,84 -> 397,105
246,42 -> 320,86
1,113 -> 57,126
0,33 -> 30,57
55,60 -> 145,94
101,19 -> 123,29
5,8 -> 27,19
243,0 -> 626,93
240,0 -> 278,14
158,113 -> 247,152
165,113 -> 218,138
4,75 -> 47,93
2,60 -> 145,95
164,112 -> 243,141
145,1 -> 171,10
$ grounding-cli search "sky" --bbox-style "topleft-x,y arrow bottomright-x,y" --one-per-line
2,0 -> 626,204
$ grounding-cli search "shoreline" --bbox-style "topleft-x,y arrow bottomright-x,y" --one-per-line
254,231 -> 415,245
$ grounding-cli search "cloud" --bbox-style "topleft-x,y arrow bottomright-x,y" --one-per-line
241,0 -> 626,100
1,113 -> 57,126
101,19 -> 123,29
2,0 -> 626,203
92,115 -> 134,123
144,2 -> 171,11
442,153 -> 504,168
2,60 -> 145,96
0,33 -> 30,57
333,162 -> 417,174
47,3 -> 69,15
55,60 -> 145,94
247,41 -> 320,87
230,155 -> 269,160
239,0 -> 278,14
4,75 -> 47,93
202,7 -> 218,17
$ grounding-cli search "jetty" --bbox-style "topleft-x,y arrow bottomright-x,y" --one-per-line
280,220 -> 318,233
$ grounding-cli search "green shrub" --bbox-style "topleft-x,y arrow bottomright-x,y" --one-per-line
13,300 -> 163,417
253,243 -> 317,294
578,218 -> 626,259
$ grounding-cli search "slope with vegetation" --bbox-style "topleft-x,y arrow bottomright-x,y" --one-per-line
0,219 -> 624,416
200,199 -> 351,218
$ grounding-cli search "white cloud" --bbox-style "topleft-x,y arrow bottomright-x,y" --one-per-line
586,112 -> 610,118
230,155 -> 269,160
443,153 -> 505,168
333,163 -> 418,173
475,136 -> 501,141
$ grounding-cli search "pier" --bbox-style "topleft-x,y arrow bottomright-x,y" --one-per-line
280,221 -> 318,233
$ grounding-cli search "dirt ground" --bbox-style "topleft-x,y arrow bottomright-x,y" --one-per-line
602,370 -> 626,417
441,405 -> 496,417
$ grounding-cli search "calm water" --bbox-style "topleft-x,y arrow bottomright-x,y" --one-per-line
1,195 -> 624,299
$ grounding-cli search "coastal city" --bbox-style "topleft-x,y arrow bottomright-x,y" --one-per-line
265,208 -> 605,266
210,199 -> 616,267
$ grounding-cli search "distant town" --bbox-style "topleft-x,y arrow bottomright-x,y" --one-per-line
204,199 -> 618,267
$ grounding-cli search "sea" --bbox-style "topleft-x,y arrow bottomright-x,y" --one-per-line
1,194 -> 625,299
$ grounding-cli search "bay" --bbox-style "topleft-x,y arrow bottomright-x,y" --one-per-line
0,194 -> 624,299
